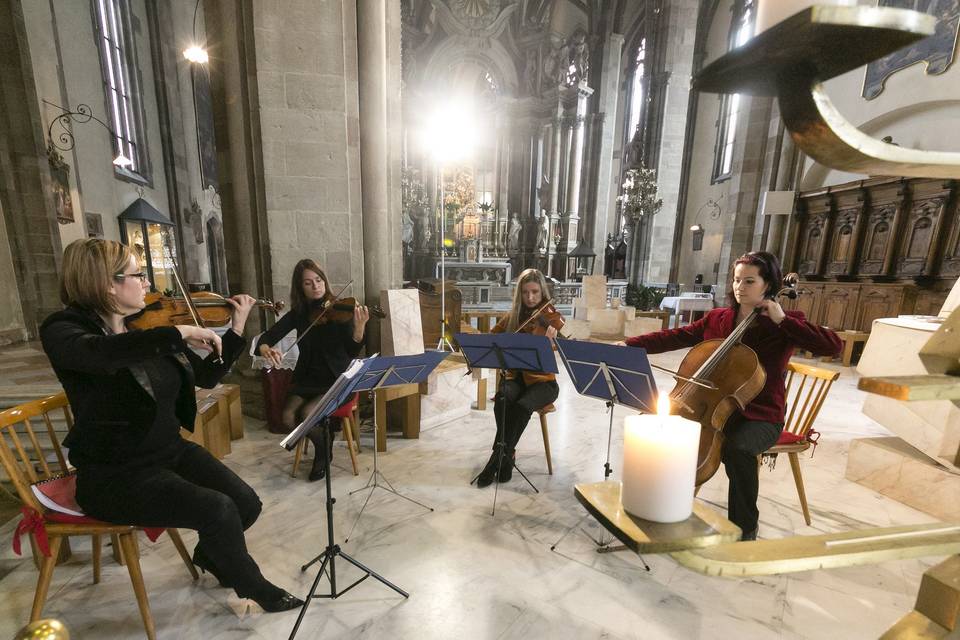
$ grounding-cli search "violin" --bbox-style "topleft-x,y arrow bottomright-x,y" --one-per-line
127,291 -> 284,330
516,300 -> 568,339
309,296 -> 387,325
668,273 -> 800,488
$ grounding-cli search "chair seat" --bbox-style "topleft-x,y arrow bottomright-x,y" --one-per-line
330,394 -> 359,419
766,441 -> 811,454
538,403 -> 556,415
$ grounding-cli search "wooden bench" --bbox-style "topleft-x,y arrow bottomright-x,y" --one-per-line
461,310 -> 501,333
183,390 -> 232,459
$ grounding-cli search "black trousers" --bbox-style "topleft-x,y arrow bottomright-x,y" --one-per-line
492,378 -> 559,452
75,440 -> 273,599
721,418 -> 783,535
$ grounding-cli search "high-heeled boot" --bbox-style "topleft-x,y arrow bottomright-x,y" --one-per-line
498,448 -> 515,483
307,425 -> 334,482
475,445 -> 506,488
192,545 -> 231,588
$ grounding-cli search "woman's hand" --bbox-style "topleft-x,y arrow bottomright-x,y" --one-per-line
352,305 -> 370,342
544,325 -> 558,340
258,343 -> 283,368
176,325 -> 222,357
225,294 -> 257,335
756,299 -> 786,325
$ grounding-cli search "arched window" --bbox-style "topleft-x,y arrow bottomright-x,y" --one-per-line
712,0 -> 754,183
626,39 -> 646,139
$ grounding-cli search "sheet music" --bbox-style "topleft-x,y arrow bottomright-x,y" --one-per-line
280,357 -> 369,450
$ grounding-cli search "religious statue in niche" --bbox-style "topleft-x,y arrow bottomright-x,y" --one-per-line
47,144 -> 74,224
543,47 -> 559,89
863,0 -> 960,99
570,32 -> 590,84
536,214 -> 549,253
507,213 -> 522,253
184,199 -> 205,244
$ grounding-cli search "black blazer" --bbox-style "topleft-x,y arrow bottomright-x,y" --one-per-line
40,305 -> 245,463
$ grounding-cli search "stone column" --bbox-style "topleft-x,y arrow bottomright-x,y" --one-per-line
549,115 -> 562,216
591,33 -> 625,269
358,0 -> 403,310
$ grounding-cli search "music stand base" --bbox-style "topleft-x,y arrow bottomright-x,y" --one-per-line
345,470 -> 434,543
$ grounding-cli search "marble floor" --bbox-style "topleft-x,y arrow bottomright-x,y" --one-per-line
0,350 -> 942,639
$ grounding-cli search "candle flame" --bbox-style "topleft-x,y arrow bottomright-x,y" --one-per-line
657,395 -> 671,417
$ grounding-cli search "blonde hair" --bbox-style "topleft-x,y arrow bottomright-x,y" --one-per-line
506,268 -> 552,332
60,238 -> 134,313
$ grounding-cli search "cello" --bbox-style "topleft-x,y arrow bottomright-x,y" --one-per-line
668,273 -> 800,487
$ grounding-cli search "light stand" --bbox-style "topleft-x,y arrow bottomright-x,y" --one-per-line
436,163 -> 454,351
344,366 -> 434,542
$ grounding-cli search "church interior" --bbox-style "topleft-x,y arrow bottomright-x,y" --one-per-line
1,0 -> 960,638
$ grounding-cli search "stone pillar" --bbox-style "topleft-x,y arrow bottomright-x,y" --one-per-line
358,0 -> 403,317
644,0 -> 699,284
591,33 -> 625,269
0,0 -> 62,338
549,115 -> 562,216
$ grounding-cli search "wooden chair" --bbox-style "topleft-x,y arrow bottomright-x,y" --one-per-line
762,361 -> 840,526
0,393 -> 197,640
291,394 -> 361,477
494,371 -> 556,474
537,404 -> 556,475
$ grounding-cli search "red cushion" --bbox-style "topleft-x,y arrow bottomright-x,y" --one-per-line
776,431 -> 806,445
330,393 -> 359,418
45,512 -> 105,526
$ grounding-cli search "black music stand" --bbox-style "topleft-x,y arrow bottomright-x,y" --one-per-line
550,339 -> 657,554
343,350 -> 448,542
280,358 -> 408,640
455,332 -> 558,516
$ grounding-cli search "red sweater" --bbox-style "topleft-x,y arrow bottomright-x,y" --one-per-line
624,308 -> 842,424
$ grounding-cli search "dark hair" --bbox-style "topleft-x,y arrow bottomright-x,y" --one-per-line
725,251 -> 784,309
289,259 -> 334,312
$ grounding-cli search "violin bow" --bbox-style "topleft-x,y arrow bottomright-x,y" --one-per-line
275,280 -> 354,362
164,246 -> 224,364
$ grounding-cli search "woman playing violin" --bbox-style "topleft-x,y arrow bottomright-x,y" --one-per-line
624,252 -> 842,540
256,259 -> 369,481
40,239 -> 303,612
476,268 -> 562,488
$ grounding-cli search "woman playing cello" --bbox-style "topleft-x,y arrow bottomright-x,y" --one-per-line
624,252 -> 842,540
256,259 -> 369,481
476,268 -> 563,488
40,239 -> 303,612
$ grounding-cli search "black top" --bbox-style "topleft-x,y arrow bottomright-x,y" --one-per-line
135,355 -> 184,458
255,305 -> 364,396
40,305 -> 245,466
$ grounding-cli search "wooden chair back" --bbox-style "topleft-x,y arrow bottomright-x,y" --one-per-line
0,392 -> 74,512
781,361 -> 840,440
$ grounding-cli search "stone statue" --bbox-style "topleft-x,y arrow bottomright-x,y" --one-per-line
523,51 -> 538,95
557,43 -> 571,84
543,47 -> 559,89
507,214 -> 522,253
401,208 -> 414,247
571,32 -> 589,83
536,214 -> 549,252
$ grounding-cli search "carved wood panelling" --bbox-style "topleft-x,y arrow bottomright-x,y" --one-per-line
858,203 -> 897,276
796,194 -> 831,277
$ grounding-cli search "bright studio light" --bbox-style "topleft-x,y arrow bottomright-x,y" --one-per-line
422,99 -> 477,164
183,45 -> 209,64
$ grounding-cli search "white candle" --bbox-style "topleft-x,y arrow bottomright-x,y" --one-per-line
620,397 -> 701,523
755,0 -> 857,36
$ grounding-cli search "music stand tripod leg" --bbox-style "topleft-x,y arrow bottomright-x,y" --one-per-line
346,381 -> 433,543
289,422 -> 407,640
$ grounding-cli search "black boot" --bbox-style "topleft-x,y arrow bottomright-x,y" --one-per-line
307,425 -> 334,482
192,545 -> 231,588
475,446 -> 505,488
497,449 -> 515,483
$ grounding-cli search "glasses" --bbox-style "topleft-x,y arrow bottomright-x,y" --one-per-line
114,272 -> 149,283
